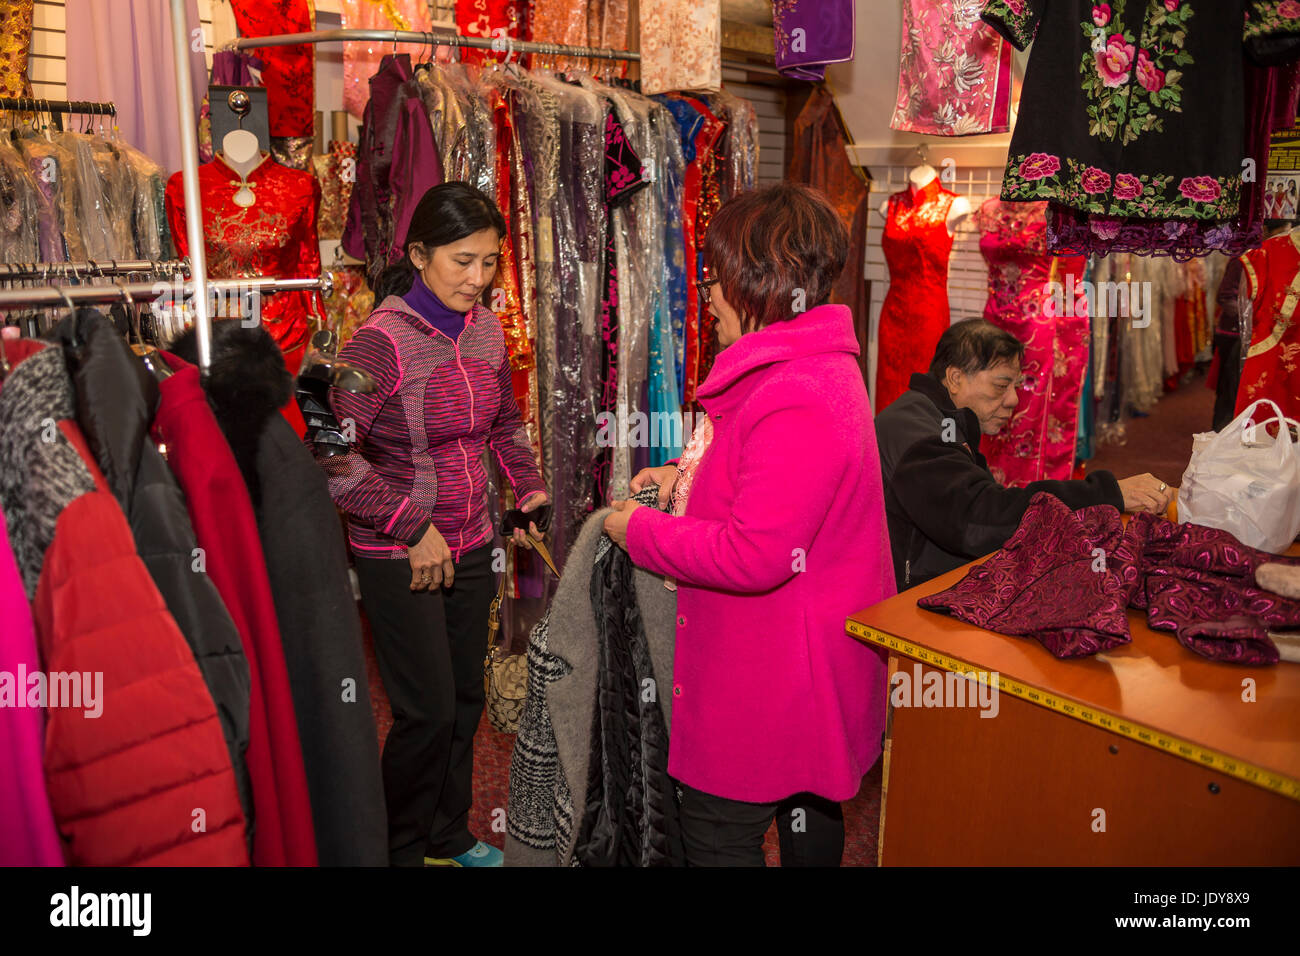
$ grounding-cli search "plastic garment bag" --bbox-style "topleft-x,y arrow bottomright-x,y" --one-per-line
1179,399 -> 1300,554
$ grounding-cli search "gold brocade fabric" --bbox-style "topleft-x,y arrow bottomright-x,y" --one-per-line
323,264 -> 373,347
314,140 -> 356,241
0,0 -> 34,98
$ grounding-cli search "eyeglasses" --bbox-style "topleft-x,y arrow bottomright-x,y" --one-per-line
698,277 -> 719,309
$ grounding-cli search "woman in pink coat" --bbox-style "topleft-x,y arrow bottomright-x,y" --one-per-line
603,183 -> 896,866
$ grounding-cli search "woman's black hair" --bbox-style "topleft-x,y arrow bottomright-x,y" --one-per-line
372,181 -> 507,302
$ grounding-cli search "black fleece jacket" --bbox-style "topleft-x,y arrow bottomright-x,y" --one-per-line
874,373 -> 1123,591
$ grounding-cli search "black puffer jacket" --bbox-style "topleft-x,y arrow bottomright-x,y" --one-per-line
572,487 -> 683,867
52,310 -> 254,834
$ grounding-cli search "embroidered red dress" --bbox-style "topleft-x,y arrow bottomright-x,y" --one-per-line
1238,229 -> 1300,421
976,199 -> 1089,487
876,178 -> 956,410
165,156 -> 327,377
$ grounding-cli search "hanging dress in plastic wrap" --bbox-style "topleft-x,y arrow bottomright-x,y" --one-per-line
647,99 -> 687,465
533,72 -> 605,570
0,136 -> 38,264
511,72 -> 562,501
118,140 -> 172,260
18,132 -> 79,261
53,132 -> 139,261
705,87 -> 759,201
582,77 -> 654,497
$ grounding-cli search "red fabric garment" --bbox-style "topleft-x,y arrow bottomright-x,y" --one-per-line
2,338 -> 249,866
165,156 -> 325,436
228,0 -> 315,137
876,178 -> 957,410
1238,230 -> 1300,422
456,0 -> 523,65
679,95 -> 725,388
667,94 -> 724,405
151,354 -> 318,867
489,85 -> 536,420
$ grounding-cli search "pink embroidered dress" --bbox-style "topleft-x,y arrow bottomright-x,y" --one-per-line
975,199 -> 1090,486
891,0 -> 1013,136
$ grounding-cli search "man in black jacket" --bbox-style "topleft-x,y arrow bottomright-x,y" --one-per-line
875,320 -> 1174,592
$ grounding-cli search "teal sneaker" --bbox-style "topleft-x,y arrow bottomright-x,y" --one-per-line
424,841 -> 503,867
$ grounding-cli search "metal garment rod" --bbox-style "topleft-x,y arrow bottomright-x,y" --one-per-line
224,29 -> 784,76
0,259 -> 189,280
169,0 -> 212,375
226,27 -> 638,61
0,276 -> 332,310
0,97 -> 117,114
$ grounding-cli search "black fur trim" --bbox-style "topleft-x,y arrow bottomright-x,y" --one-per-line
171,321 -> 293,508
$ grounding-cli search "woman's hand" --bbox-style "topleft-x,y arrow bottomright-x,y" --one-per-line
630,465 -> 679,509
408,524 -> 455,591
513,491 -> 550,550
1118,473 -> 1175,515
603,499 -> 644,551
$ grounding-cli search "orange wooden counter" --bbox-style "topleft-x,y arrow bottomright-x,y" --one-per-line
846,554 -> 1300,866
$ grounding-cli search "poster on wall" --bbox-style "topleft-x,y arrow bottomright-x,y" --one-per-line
1265,121 -> 1300,221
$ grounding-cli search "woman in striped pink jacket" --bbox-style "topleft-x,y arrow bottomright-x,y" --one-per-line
319,183 -> 548,867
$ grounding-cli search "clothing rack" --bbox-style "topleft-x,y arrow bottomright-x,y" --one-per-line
0,275 -> 333,311
0,259 -> 190,281
223,27 -> 784,76
170,0 -> 211,374
0,98 -> 117,132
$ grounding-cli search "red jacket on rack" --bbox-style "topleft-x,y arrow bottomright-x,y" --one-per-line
151,352 -> 318,866
0,339 -> 249,866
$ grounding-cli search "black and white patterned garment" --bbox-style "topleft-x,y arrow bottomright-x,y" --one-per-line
506,486 -> 671,865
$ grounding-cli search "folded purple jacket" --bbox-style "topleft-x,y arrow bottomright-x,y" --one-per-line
920,493 -> 1300,664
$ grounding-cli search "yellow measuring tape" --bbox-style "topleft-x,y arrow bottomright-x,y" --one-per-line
846,620 -> 1300,803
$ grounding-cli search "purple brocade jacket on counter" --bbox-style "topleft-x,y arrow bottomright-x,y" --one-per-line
920,493 -> 1300,665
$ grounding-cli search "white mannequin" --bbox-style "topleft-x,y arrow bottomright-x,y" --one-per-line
219,128 -> 267,206
879,162 -> 971,234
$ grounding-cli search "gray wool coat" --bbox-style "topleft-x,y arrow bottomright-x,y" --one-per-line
504,501 -> 678,866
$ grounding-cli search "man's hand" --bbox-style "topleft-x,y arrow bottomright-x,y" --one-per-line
1118,473 -> 1175,515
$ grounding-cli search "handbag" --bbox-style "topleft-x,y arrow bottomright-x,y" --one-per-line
484,539 -> 559,734
1178,398 -> 1300,554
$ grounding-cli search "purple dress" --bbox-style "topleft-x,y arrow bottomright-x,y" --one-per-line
773,0 -> 855,81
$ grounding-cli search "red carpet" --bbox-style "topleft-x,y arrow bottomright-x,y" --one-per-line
1083,370 -> 1215,486
360,615 -> 881,866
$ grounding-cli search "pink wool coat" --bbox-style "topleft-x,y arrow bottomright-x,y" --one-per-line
627,303 -> 896,803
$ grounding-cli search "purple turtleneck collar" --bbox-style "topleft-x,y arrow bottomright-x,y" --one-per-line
403,276 -> 467,341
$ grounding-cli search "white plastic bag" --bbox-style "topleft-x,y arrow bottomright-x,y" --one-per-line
1178,399 -> 1300,554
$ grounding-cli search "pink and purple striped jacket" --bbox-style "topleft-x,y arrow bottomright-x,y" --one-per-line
320,295 -> 545,561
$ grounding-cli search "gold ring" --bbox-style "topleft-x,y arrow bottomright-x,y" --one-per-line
1158,483 -> 1167,492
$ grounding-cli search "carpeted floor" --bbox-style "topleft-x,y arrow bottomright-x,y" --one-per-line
357,376 -> 1207,868
1081,370 -> 1215,487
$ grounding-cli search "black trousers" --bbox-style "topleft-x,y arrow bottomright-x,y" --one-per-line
1212,332 -> 1242,432
355,543 -> 496,866
677,782 -> 846,867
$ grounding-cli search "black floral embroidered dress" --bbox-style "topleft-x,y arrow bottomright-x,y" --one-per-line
982,0 -> 1300,221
